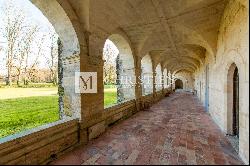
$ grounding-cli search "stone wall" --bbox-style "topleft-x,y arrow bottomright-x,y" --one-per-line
0,119 -> 79,165
141,54 -> 154,95
194,0 -> 249,163
175,71 -> 195,92
1,0 -> 248,164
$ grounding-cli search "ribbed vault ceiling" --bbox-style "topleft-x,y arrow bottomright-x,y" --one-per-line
68,0 -> 228,74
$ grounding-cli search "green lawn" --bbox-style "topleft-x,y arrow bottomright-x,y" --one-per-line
0,87 -> 57,99
104,88 -> 117,107
0,96 -> 59,138
0,86 -> 117,139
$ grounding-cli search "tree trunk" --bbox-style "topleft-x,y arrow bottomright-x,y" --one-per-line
6,67 -> 12,86
17,71 -> 21,86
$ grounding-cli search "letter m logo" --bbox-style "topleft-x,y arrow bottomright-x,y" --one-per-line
75,72 -> 97,93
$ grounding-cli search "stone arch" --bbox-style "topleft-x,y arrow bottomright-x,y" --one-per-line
163,68 -> 168,89
236,0 -> 248,8
226,63 -> 240,137
222,50 -> 245,126
175,71 -> 194,92
155,64 -> 163,91
31,0 -> 83,57
175,79 -> 183,89
104,34 -> 136,104
30,0 -> 84,119
175,23 -> 215,60
141,54 -> 153,95
221,49 -> 247,158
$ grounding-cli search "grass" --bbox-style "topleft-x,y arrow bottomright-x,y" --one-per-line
0,87 -> 58,100
104,87 -> 117,107
0,85 -> 117,139
0,96 -> 59,138
0,82 -> 57,88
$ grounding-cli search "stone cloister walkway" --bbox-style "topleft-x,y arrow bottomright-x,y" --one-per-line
51,92 -> 243,165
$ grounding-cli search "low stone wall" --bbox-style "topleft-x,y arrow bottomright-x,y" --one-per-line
140,94 -> 154,110
155,90 -> 164,102
163,87 -> 172,94
79,99 -> 138,142
0,118 -> 79,165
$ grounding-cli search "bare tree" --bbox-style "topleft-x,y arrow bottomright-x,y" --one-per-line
45,32 -> 58,85
103,41 -> 118,84
0,2 -> 26,85
14,26 -> 41,86
21,26 -> 42,85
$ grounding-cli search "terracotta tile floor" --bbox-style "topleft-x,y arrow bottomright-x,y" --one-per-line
51,92 -> 243,165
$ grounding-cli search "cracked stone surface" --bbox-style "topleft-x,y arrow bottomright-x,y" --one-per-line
51,92 -> 243,165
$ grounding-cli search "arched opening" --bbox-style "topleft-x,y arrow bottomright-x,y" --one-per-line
233,67 -> 239,136
155,64 -> 163,91
103,34 -> 136,107
31,0 -> 81,120
175,79 -> 183,89
141,54 -> 153,95
0,0 -> 80,138
163,68 -> 168,89
227,63 -> 239,152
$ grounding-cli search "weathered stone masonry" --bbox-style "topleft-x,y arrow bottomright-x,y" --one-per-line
0,0 -> 248,165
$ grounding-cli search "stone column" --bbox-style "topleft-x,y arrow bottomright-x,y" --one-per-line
78,34 -> 106,142
61,52 -> 81,120
161,65 -> 164,94
116,54 -> 124,103
58,38 -> 64,119
170,73 -> 173,91
152,61 -> 157,98
134,56 -> 142,111
166,70 -> 169,90
81,56 -> 104,123
161,71 -> 164,94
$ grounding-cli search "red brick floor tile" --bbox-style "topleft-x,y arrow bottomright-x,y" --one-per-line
50,92 -> 243,165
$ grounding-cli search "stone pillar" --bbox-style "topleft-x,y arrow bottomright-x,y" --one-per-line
81,57 -> 104,122
78,33 -> 109,142
161,71 -> 164,94
57,38 -> 64,119
166,72 -> 169,86
152,62 -> 157,98
170,73 -> 173,91
134,56 -> 142,111
60,49 -> 81,120
116,54 -> 124,103
80,34 -> 104,124
161,65 -> 164,94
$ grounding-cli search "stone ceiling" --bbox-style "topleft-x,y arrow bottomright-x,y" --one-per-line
68,0 -> 229,73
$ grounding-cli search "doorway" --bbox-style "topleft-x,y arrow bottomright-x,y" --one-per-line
233,67 -> 239,137
175,79 -> 183,89
226,63 -> 239,153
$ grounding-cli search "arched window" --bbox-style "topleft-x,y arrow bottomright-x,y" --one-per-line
0,0 -> 80,138
155,64 -> 162,91
163,68 -> 168,89
175,79 -> 184,89
103,34 -> 136,107
141,54 -> 153,95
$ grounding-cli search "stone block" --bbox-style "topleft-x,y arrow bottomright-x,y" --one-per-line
88,121 -> 106,140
